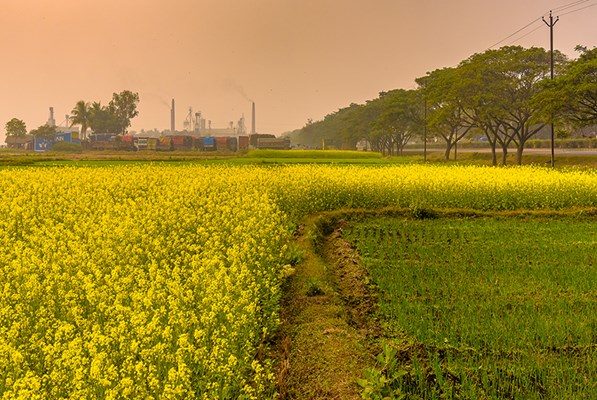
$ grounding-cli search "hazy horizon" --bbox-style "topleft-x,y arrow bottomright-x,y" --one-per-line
2,0 -> 596,142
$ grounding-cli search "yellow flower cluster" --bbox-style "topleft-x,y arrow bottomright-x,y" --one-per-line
250,164 -> 597,217
0,166 -> 287,399
0,163 -> 595,398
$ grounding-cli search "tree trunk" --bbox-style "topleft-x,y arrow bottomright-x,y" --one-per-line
444,143 -> 453,161
516,142 -> 525,165
490,143 -> 497,166
501,145 -> 508,166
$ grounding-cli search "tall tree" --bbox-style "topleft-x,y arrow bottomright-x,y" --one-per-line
30,124 -> 57,138
457,48 -> 519,165
540,46 -> 597,128
109,90 -> 140,134
500,47 -> 566,164
5,118 -> 27,137
457,46 -> 567,165
88,102 -> 121,134
69,100 -> 91,140
373,89 -> 424,156
417,68 -> 475,160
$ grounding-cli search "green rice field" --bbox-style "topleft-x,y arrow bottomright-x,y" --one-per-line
345,215 -> 597,399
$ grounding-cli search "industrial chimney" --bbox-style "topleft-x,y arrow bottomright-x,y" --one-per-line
251,102 -> 256,135
195,112 -> 201,135
48,107 -> 56,127
170,99 -> 175,135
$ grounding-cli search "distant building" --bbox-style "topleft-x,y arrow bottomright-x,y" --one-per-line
55,126 -> 79,138
206,127 -> 237,137
5,134 -> 34,149
356,139 -> 371,151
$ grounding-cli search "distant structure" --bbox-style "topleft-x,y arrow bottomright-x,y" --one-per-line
173,104 -> 251,137
47,107 -> 56,127
194,112 -> 201,135
183,107 -> 195,132
44,107 -> 79,136
251,102 -> 256,134
238,115 -> 246,136
170,99 -> 175,135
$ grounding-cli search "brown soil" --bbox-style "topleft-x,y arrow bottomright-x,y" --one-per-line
274,216 -> 380,399
324,222 -> 381,337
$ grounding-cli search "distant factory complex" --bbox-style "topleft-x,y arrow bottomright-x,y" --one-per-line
7,101 -> 290,152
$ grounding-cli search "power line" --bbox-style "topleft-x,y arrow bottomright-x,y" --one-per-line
487,18 -> 542,49
559,0 -> 597,16
552,0 -> 590,12
543,11 -> 559,168
507,24 -> 544,46
487,0 -> 597,50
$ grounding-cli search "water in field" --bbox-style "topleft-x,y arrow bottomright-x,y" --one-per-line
345,216 -> 597,399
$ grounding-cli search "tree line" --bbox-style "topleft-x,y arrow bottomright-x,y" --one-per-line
293,45 -> 597,165
4,90 -> 140,140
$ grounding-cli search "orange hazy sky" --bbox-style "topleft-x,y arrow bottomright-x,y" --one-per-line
1,0 -> 596,141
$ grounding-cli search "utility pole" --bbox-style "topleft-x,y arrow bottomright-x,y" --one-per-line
424,97 -> 428,162
543,10 -> 559,168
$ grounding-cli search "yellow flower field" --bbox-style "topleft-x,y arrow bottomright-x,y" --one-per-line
0,164 -> 595,398
0,167 -> 287,399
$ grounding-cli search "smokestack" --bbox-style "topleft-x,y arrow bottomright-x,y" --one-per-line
48,107 -> 56,127
195,112 -> 201,135
171,99 -> 175,134
251,102 -> 256,135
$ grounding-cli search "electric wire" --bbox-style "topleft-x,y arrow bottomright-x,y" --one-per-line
487,18 -> 542,49
552,0 -> 591,12
507,24 -> 545,46
487,0 -> 597,50
559,0 -> 597,16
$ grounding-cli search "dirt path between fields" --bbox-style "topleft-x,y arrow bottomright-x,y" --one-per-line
274,214 -> 381,399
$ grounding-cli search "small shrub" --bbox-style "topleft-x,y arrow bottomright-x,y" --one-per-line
409,204 -> 437,220
305,278 -> 325,296
52,141 -> 83,153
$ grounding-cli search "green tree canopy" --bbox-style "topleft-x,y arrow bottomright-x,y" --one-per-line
88,102 -> 121,134
292,45 -> 575,165
109,90 -> 140,134
5,118 -> 27,137
372,89 -> 424,155
69,100 -> 92,140
30,124 -> 57,138
542,46 -> 597,127
417,67 -> 475,160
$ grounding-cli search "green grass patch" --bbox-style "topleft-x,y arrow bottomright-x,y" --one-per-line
0,149 -> 420,168
2,148 -> 597,168
345,215 -> 597,399
416,150 -> 597,169
245,149 -> 383,159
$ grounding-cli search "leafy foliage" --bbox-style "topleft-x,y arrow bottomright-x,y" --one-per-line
29,123 -> 57,137
4,118 -> 27,137
109,90 -> 140,134
542,46 -> 597,127
51,141 -> 83,153
69,100 -> 92,139
72,90 -> 140,135
88,101 -> 122,134
294,45 -> 581,165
